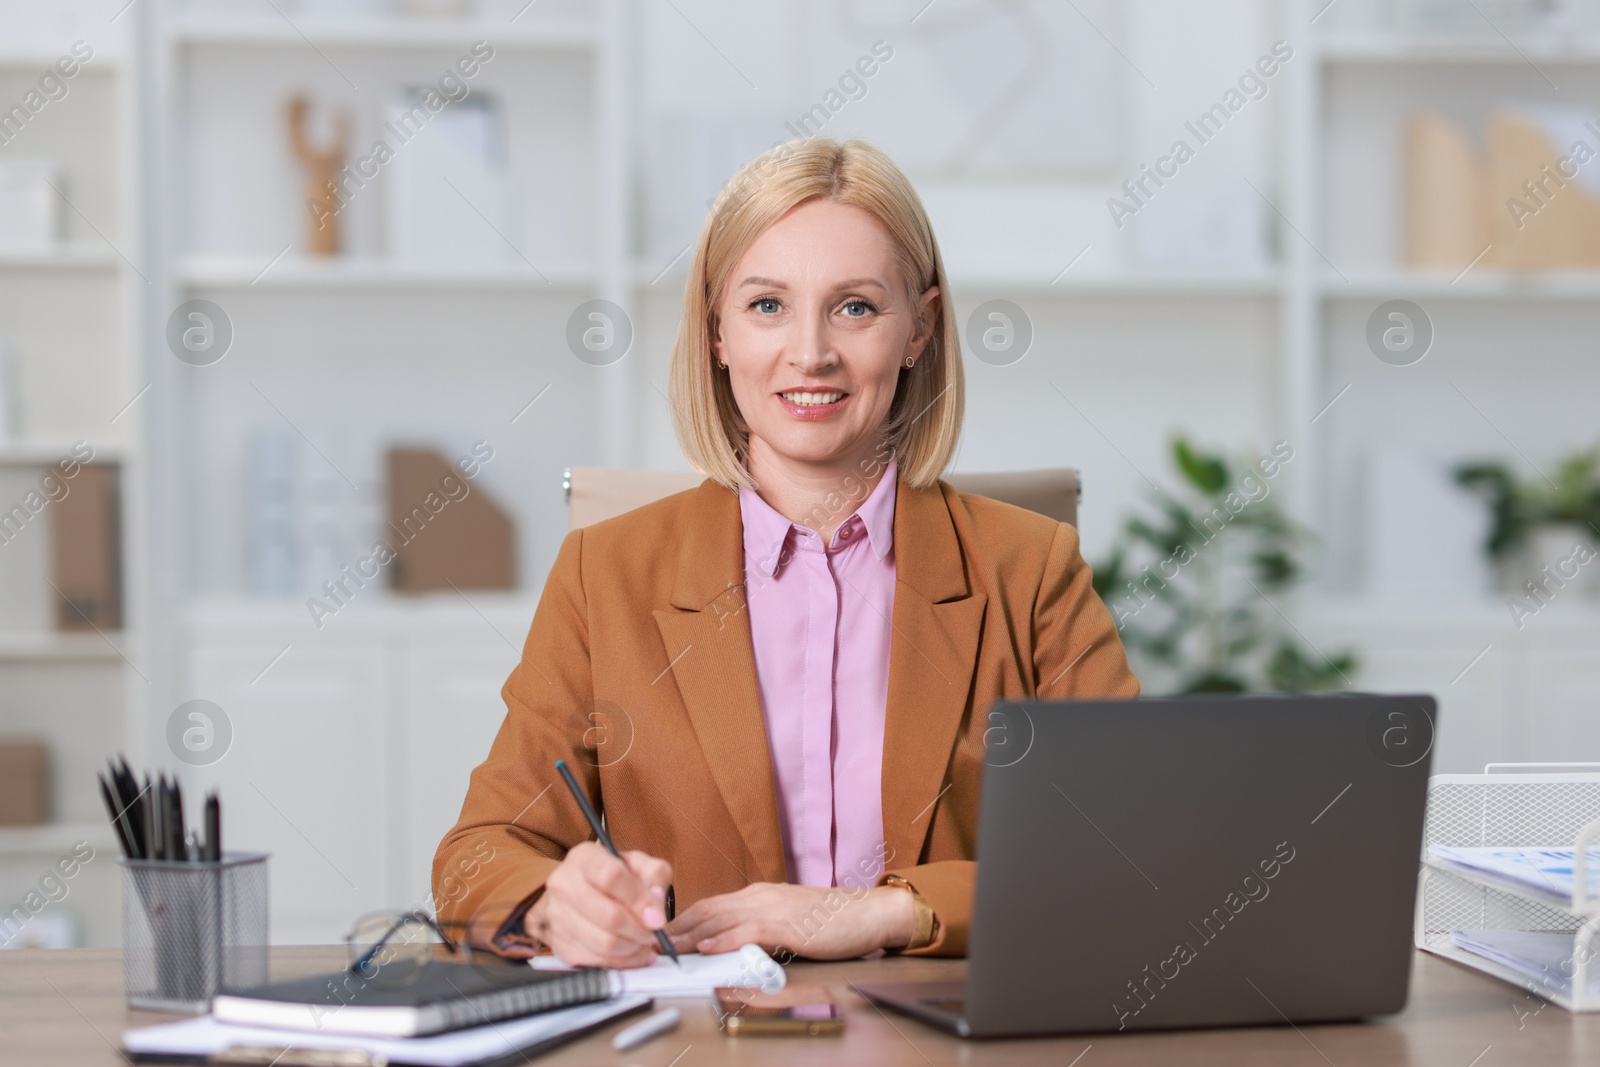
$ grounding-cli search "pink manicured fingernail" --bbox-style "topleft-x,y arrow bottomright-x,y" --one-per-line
698,938 -> 716,951
651,885 -> 666,902
644,906 -> 665,928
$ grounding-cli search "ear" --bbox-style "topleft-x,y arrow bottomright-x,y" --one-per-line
709,315 -> 723,362
910,284 -> 940,355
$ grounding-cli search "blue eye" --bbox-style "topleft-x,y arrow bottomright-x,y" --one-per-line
841,300 -> 876,317
751,298 -> 781,314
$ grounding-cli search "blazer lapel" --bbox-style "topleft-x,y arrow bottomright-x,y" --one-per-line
652,480 -> 787,885
882,481 -> 986,868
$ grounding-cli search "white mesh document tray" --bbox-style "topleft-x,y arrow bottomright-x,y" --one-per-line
1415,763 -> 1600,1012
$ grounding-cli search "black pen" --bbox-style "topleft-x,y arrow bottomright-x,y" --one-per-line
205,792 -> 221,863
171,777 -> 188,861
554,759 -> 679,965
114,759 -> 147,859
111,758 -> 143,859
144,774 -> 161,861
98,773 -> 135,859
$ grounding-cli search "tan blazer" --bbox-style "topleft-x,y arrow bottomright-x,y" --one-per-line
434,477 -> 1138,956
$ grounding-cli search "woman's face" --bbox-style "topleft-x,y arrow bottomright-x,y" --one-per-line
712,198 -> 938,476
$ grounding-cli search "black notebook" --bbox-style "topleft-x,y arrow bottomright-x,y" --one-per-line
211,961 -> 612,1038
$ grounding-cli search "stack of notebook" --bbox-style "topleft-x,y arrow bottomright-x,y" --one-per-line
122,960 -> 649,1067
121,946 -> 784,1065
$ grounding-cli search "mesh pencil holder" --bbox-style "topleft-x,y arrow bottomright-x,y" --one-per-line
120,852 -> 269,1013
1415,764 -> 1600,1012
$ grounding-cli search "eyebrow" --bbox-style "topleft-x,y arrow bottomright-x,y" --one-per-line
735,275 -> 891,293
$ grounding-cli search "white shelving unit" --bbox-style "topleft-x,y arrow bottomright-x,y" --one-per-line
0,245 -> 122,271
167,13 -> 598,51
95,0 -> 1600,944
125,0 -> 638,943
1326,269 -> 1600,300
179,253 -> 597,292
0,34 -> 137,949
1319,33 -> 1600,64
0,824 -> 119,858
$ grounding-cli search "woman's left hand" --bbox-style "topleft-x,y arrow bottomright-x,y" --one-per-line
665,882 -> 915,959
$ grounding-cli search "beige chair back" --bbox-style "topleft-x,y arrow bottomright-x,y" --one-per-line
566,467 -> 1078,529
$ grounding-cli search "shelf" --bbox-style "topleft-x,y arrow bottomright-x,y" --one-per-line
1302,597 -> 1600,630
0,245 -> 123,272
180,255 -> 597,294
637,261 -> 1285,299
186,593 -> 541,636
0,53 -> 119,71
1324,269 -> 1600,301
0,631 -> 132,662
169,14 -> 595,51
0,440 -> 126,467
1318,33 -> 1600,64
948,268 -> 1284,299
0,823 -> 117,857
1426,857 -> 1592,914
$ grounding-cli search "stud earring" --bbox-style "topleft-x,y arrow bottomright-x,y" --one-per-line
717,359 -> 728,369
904,355 -> 915,368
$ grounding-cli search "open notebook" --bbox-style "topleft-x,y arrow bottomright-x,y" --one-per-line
529,943 -> 786,997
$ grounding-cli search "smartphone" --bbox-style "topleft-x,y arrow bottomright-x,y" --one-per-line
714,985 -> 844,1036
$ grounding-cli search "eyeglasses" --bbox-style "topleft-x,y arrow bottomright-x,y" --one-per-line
344,910 -> 479,986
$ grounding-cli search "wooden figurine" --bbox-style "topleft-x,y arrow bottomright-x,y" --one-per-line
285,95 -> 350,256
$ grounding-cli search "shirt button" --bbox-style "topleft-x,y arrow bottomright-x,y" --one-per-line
839,524 -> 853,541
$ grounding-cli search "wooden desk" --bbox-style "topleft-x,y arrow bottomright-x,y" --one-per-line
2,946 -> 1595,1065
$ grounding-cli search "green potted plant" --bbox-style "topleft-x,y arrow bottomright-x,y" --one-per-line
1092,437 -> 1356,695
1453,446 -> 1600,599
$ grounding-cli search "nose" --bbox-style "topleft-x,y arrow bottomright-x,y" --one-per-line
788,305 -> 840,376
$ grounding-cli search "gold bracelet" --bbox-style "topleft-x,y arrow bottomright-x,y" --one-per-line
883,874 -> 940,952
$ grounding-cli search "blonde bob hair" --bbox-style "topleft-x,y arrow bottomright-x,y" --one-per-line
669,137 -> 964,491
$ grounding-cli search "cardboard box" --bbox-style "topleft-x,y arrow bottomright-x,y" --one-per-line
386,447 -> 515,594
1484,115 -> 1600,269
50,462 -> 122,631
1405,115 -> 1489,268
0,742 -> 48,825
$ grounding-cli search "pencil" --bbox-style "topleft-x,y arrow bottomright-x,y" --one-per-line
98,773 -> 135,859
554,759 -> 679,965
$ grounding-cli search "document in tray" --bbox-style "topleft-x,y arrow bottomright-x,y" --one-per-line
1428,846 -> 1600,901
122,995 -> 649,1067
529,943 -> 785,997
1451,929 -> 1600,998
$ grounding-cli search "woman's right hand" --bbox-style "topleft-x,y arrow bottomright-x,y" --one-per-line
522,842 -> 673,968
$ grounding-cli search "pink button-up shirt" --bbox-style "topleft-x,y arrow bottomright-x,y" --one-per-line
738,460 -> 897,890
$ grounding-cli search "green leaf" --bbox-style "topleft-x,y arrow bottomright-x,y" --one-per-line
1253,551 -> 1296,585
1181,671 -> 1249,694
1173,437 -> 1230,495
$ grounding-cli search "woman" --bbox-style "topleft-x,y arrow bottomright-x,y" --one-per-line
433,137 -> 1137,966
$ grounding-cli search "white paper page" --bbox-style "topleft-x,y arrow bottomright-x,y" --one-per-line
122,995 -> 649,1067
1451,929 -> 1600,998
1429,846 -> 1600,901
529,943 -> 785,997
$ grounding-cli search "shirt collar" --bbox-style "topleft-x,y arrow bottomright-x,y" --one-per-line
854,457 -> 898,561
739,458 -> 898,579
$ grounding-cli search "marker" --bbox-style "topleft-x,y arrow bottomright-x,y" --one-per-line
554,759 -> 681,965
612,1007 -> 681,1050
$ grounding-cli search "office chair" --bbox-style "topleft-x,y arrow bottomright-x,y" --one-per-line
563,466 -> 1080,529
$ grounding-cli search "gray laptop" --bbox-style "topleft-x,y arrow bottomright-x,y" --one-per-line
855,694 -> 1436,1037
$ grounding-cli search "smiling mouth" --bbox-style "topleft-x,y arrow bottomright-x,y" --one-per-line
779,391 -> 846,406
